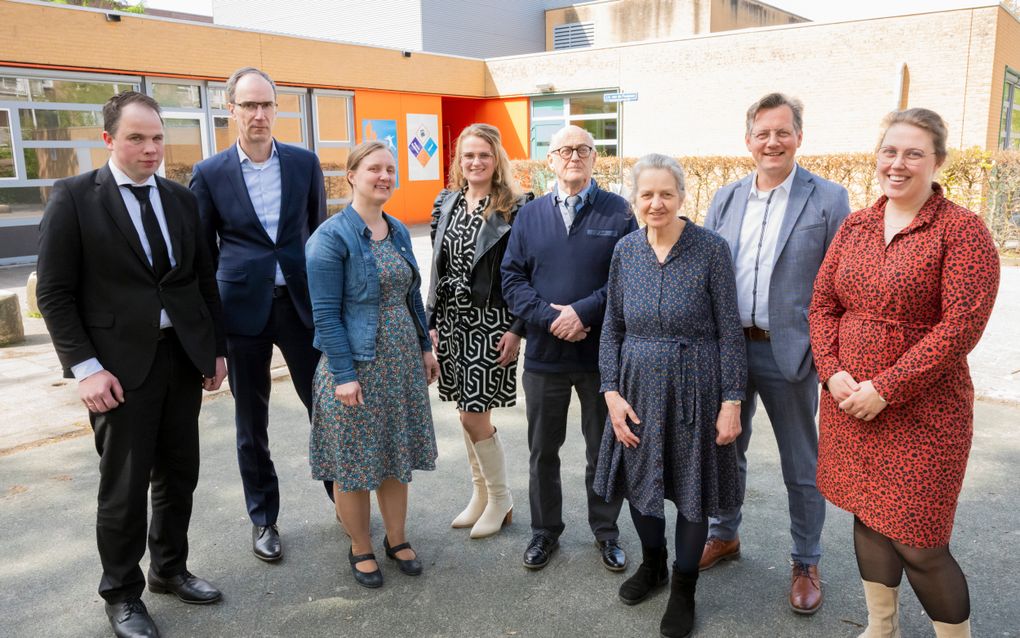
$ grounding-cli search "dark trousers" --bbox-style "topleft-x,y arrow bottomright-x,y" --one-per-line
91,332 -> 202,604
523,370 -> 623,541
227,293 -> 319,527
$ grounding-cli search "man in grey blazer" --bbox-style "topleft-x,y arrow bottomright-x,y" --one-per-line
701,93 -> 850,615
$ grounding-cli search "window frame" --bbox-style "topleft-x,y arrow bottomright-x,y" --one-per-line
530,90 -> 619,158
311,89 -> 355,212
1000,66 -> 1020,150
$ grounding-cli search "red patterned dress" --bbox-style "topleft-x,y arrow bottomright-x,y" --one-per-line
808,184 -> 1000,548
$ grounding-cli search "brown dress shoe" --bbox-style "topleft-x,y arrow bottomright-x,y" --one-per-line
790,562 -> 823,615
698,536 -> 740,571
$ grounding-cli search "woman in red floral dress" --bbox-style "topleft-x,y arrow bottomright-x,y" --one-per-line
809,108 -> 999,638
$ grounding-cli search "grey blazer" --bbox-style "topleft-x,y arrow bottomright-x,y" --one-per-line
704,165 -> 851,384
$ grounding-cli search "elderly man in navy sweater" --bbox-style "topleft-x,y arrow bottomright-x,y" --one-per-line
502,125 -> 637,572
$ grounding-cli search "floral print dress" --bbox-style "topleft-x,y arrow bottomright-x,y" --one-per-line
310,236 -> 437,492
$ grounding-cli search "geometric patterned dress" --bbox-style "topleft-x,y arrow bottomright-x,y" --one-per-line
434,193 -> 517,413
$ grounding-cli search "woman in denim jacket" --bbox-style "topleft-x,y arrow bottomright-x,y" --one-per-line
305,140 -> 439,589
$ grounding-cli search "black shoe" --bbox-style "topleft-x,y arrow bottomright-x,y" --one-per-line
147,569 -> 222,604
349,547 -> 384,588
384,535 -> 423,576
660,569 -> 698,638
522,534 -> 558,570
619,545 -> 668,605
597,538 -> 627,572
253,524 -> 282,561
105,598 -> 160,638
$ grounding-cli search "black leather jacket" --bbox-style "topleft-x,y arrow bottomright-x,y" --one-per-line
426,189 -> 533,334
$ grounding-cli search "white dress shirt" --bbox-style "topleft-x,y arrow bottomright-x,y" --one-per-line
72,160 -> 177,380
733,166 -> 797,331
237,142 -> 285,286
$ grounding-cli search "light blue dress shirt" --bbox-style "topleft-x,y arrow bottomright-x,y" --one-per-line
72,160 -> 177,380
554,179 -> 594,230
237,142 -> 285,286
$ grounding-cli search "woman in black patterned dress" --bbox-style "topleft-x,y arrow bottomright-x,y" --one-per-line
426,123 -> 532,539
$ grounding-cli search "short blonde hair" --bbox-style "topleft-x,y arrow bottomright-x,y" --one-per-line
345,140 -> 392,185
877,108 -> 949,162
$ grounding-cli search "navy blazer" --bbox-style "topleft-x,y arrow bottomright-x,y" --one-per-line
190,140 -> 326,336
703,165 -> 851,383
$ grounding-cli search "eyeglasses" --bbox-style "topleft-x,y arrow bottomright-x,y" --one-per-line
233,101 -> 277,113
877,146 -> 935,164
462,152 -> 494,162
550,145 -> 594,159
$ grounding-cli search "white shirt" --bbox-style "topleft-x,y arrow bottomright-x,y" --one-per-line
72,160 -> 177,380
733,166 -> 797,330
237,142 -> 285,286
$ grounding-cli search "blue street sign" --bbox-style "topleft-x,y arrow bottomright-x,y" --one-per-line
603,92 -> 638,103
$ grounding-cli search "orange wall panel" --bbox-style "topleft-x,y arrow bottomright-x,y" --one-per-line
353,90 -> 445,226
441,97 -> 531,162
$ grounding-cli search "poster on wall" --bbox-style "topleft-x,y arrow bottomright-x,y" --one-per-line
405,114 -> 440,182
362,119 -> 399,188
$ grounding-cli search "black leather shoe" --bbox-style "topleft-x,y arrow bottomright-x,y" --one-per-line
253,524 -> 282,561
147,569 -> 222,604
597,539 -> 627,572
105,598 -> 160,638
384,535 -> 423,576
522,534 -> 558,570
349,547 -> 384,588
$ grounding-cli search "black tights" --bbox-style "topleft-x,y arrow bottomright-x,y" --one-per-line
853,517 -> 970,624
629,503 -> 707,573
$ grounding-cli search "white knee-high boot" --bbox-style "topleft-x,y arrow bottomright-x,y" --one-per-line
451,428 -> 487,528
858,580 -> 901,638
469,430 -> 513,539
932,620 -> 971,637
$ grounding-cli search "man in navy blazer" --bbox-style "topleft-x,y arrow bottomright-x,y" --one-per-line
190,67 -> 326,562
700,93 -> 850,615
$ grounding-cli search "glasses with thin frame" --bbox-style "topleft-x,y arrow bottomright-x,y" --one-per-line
233,101 -> 278,113
877,146 -> 935,164
550,145 -> 594,160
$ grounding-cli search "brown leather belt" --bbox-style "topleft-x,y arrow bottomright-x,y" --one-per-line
272,285 -> 288,299
743,326 -> 770,341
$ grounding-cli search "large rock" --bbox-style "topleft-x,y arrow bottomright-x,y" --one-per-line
0,289 -> 25,346
26,271 -> 40,317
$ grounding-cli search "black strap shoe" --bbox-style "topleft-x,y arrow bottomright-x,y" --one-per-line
522,534 -> 559,570
349,547 -> 384,588
105,598 -> 159,638
384,535 -> 423,575
619,545 -> 668,604
147,569 -> 222,604
253,524 -> 283,562
597,538 -> 627,572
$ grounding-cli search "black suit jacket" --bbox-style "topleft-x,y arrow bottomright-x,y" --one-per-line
36,165 -> 226,390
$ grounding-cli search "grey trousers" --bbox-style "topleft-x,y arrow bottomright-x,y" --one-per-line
523,370 -> 623,541
708,339 -> 825,565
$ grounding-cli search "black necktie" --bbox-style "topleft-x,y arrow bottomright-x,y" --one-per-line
126,184 -> 171,280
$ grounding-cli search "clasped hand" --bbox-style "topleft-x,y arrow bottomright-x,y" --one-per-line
828,371 -> 887,421
549,303 -> 589,342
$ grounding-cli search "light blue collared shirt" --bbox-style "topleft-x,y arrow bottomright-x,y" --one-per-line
71,160 -> 177,381
237,141 -> 285,286
554,179 -> 595,231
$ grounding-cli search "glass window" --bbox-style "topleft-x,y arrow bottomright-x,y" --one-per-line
312,91 -> 354,211
213,116 -> 234,153
575,118 -> 617,141
569,93 -> 615,116
19,109 -> 103,141
274,117 -> 305,146
0,110 -> 14,178
317,146 -> 350,171
150,83 -> 202,109
532,98 -> 564,119
162,118 -> 204,185
23,147 -> 81,180
24,78 -> 136,103
0,186 -> 49,220
530,92 -> 618,159
208,87 -> 228,110
277,93 -> 303,114
324,175 -> 351,202
316,95 -> 351,142
1000,67 -> 1020,150
531,121 -> 564,157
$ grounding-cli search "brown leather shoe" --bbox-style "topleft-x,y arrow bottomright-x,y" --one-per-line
698,536 -> 740,571
790,561 -> 823,615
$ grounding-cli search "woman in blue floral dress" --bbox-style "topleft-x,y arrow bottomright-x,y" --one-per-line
594,154 -> 745,638
305,141 -> 439,589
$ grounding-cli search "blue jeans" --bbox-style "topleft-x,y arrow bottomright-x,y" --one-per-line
707,339 -> 825,565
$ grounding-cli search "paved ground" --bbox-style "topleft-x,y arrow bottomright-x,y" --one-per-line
1,235 -> 1018,637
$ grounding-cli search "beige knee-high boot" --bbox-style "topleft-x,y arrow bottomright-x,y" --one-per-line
469,430 -> 513,539
451,428 -> 487,528
858,580 -> 901,638
932,620 -> 971,637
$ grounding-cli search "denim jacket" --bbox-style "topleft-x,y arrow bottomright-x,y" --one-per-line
305,205 -> 430,384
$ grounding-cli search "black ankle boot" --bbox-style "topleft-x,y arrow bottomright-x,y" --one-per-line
619,545 -> 669,605
660,569 -> 697,638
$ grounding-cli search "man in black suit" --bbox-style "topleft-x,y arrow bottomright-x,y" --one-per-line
190,67 -> 326,561
37,92 -> 227,638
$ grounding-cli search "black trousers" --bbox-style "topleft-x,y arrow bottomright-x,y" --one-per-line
523,370 -> 623,541
226,292 -> 320,526
91,331 -> 202,604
